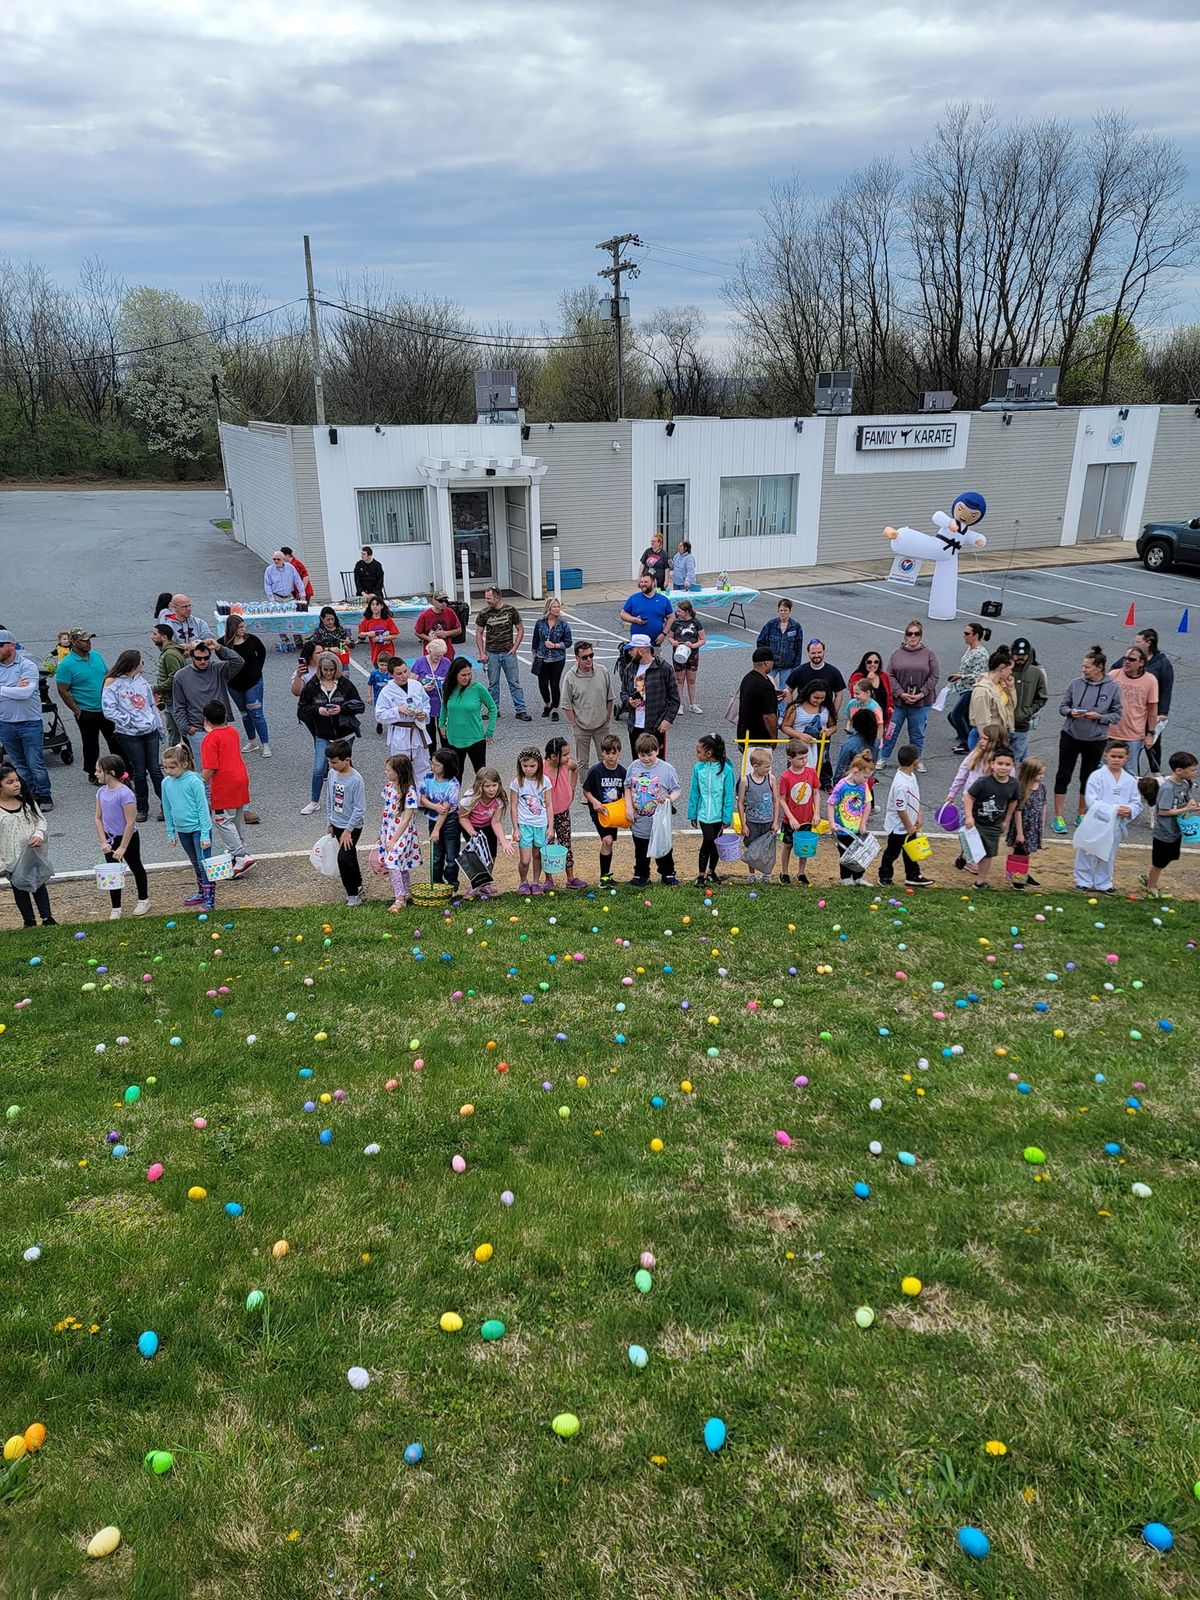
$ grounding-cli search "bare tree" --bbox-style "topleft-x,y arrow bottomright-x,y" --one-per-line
635,305 -> 729,416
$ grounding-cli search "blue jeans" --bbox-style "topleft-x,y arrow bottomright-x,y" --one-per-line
116,730 -> 163,813
486,651 -> 527,714
310,733 -> 356,803
230,681 -> 270,745
1009,729 -> 1029,766
431,814 -> 461,887
186,730 -> 205,769
2,719 -> 52,801
947,689 -> 973,746
882,703 -> 929,759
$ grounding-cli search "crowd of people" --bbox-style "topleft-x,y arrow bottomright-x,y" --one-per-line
0,554 -> 1193,926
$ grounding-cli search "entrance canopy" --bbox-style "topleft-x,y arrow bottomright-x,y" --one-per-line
417,453 -> 548,600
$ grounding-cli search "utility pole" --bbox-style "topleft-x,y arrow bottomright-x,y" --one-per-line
597,233 -> 641,421
303,234 -> 327,426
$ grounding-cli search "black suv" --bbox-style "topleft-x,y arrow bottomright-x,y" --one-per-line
1138,517 -> 1200,573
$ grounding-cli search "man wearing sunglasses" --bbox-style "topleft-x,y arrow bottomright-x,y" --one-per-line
562,641 -> 615,770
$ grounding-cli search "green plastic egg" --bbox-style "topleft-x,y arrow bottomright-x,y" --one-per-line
551,1412 -> 579,1439
481,1319 -> 506,1341
144,1450 -> 174,1475
1023,1146 -> 1045,1164
245,1289 -> 264,1312
634,1268 -> 653,1293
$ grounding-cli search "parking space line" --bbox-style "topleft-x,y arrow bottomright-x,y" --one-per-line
1036,569 -> 1181,604
957,576 -> 1119,618
761,588 -> 907,636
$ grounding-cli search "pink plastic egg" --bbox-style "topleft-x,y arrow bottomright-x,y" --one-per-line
146,1162 -> 164,1182
895,971 -> 907,981
451,1154 -> 466,1173
142,974 -> 153,984
1106,954 -> 1119,964
333,1088 -> 346,1101
794,1075 -> 809,1087
640,1251 -> 656,1269
933,1010 -> 946,1020
385,1078 -> 398,1092
192,1117 -> 207,1130
775,1130 -> 792,1147
413,1057 -> 424,1070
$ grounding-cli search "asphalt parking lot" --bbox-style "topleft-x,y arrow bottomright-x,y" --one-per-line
1,489 -> 1195,880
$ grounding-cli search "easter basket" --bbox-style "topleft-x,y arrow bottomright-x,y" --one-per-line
935,801 -> 961,831
596,797 -> 628,829
902,832 -> 933,862
413,876 -> 454,907
840,832 -> 880,873
791,829 -> 819,857
541,842 -> 568,874
203,852 -> 236,883
715,831 -> 743,863
460,831 -> 495,888
95,860 -> 127,891
1179,814 -> 1200,842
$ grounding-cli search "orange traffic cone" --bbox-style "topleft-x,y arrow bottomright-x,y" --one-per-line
1124,602 -> 1136,627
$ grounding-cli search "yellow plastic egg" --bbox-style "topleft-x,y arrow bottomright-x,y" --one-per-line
4,1434 -> 27,1462
319,1092 -> 332,1104
680,1080 -> 693,1094
459,1104 -> 475,1117
681,916 -> 691,925
474,1243 -> 493,1263
649,1138 -> 664,1153
439,1311 -> 463,1333
86,1526 -> 122,1559
272,1239 -> 290,1260
730,926 -> 740,936
1053,1028 -> 1065,1039
187,1185 -> 207,1202
576,1075 -> 588,1088
313,1031 -> 327,1042
901,1275 -> 922,1296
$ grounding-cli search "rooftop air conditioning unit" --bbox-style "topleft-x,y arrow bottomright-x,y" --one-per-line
985,366 -> 1060,407
474,369 -> 519,424
919,390 -> 956,413
814,371 -> 854,415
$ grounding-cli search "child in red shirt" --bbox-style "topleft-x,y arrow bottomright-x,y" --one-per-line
777,738 -> 819,884
200,700 -> 255,878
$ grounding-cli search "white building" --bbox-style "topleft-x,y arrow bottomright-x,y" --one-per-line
219,404 -> 1199,600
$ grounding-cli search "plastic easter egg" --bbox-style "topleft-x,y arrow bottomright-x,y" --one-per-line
957,1526 -> 990,1559
898,1152 -> 916,1167
137,1330 -> 159,1359
481,1319 -> 506,1341
854,1306 -> 875,1328
347,1366 -> 370,1390
853,1181 -> 870,1199
439,1312 -> 463,1333
474,1242 -> 493,1263
363,1143 -> 380,1157
86,1526 -> 122,1559
628,1343 -> 649,1368
245,1289 -> 264,1312
124,1085 -> 141,1103
635,1268 -> 653,1293
868,1140 -> 882,1156
272,1239 -> 289,1259
187,1185 -> 207,1201
318,1128 -> 333,1145
225,1201 -> 243,1217
23,1245 -> 42,1262
451,1154 -> 467,1172
193,1116 -> 207,1130
1143,1522 -> 1173,1552
500,1190 -> 514,1206
404,1442 -> 424,1465
901,1275 -> 922,1296
640,1251 -> 656,1269
649,1138 -> 664,1152
1131,1182 -> 1153,1198
775,1130 -> 791,1147
144,1449 -> 174,1475
703,1416 -> 727,1453
146,1162 -> 164,1183
681,1080 -> 693,1094
552,1412 -> 580,1439
4,1434 -> 27,1461
23,1422 -> 47,1452
1023,1147 -> 1045,1165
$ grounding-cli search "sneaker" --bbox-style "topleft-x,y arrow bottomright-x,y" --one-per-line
551,711 -> 559,721
232,857 -> 256,878
133,898 -> 151,916
346,894 -> 362,907
660,874 -> 679,885
877,876 -> 894,887
628,876 -> 651,887
156,807 -> 165,821
39,797 -> 54,811
950,744 -> 968,755
260,744 -> 271,758
566,877 -> 588,889
695,874 -> 708,887
515,712 -> 533,722
971,881 -> 992,891
1051,817 -> 1068,834
300,800 -> 321,815
244,809 -> 260,825
242,739 -> 260,753
875,759 -> 889,772
910,875 -> 935,887
135,809 -> 149,823
41,917 -> 57,926
530,883 -> 543,894
109,908 -> 123,920
797,874 -> 810,885
916,761 -> 926,773
183,892 -> 205,907
599,873 -> 614,885
518,882 -> 532,894
1026,874 -> 1041,887
779,873 -> 790,884
691,704 -> 703,714
541,706 -> 551,718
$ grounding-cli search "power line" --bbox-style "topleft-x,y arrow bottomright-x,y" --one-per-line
317,297 -> 608,352
0,320 -> 310,383
638,241 -> 741,274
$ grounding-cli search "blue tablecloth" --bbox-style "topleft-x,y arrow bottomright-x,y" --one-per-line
214,598 -> 430,636
663,586 -> 759,607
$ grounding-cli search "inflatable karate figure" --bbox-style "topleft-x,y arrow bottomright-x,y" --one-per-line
883,491 -> 987,622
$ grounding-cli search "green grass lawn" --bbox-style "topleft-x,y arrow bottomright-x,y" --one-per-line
2,886 -> 1198,1600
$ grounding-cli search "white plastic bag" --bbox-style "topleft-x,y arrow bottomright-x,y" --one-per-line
649,797 -> 673,860
957,825 -> 986,866
1073,801 -> 1118,860
309,834 -> 339,876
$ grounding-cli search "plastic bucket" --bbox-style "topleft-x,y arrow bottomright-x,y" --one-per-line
935,802 -> 961,831
903,832 -> 933,861
1179,814 -> 1200,841
541,842 -> 568,873
203,852 -> 235,882
791,829 -> 819,858
95,861 -> 126,891
715,832 -> 743,862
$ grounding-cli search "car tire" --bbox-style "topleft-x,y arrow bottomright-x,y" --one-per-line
1142,541 -> 1173,573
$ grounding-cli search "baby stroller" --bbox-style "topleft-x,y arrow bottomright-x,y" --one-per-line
40,673 -> 74,764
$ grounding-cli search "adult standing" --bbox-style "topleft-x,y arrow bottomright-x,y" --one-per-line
279,546 -> 314,601
221,615 -> 271,756
376,658 -> 432,785
619,573 -> 674,646
1051,646 -> 1123,833
414,590 -> 463,659
618,635 -> 680,759
561,641 -> 614,769
848,650 -> 892,724
945,623 -> 990,753
306,606 -> 353,664
1009,637 -> 1048,766
968,648 -> 1016,748
736,648 -> 780,746
157,595 -> 211,650
0,630 -> 53,810
531,596 -> 573,720
101,650 -> 163,821
439,658 -> 497,777
781,682 -> 832,783
152,622 -> 186,745
669,540 -> 696,591
354,546 -> 385,599
412,637 -> 451,746
55,629 -> 119,781
1137,628 -> 1174,774
264,551 -> 306,603
879,621 -> 939,770
757,599 -> 803,689
785,638 -> 846,718
358,598 -> 401,667
297,653 -> 365,815
475,587 -> 532,720
638,531 -> 670,590
170,639 -> 242,768
666,599 -> 706,714
1107,643 -> 1158,775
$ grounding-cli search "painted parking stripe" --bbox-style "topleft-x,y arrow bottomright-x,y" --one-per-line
1034,569 -> 1186,604
957,576 -> 1119,618
761,587 -> 907,636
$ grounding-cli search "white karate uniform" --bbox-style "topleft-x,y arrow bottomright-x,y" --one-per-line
1074,765 -> 1142,890
376,678 -> 432,785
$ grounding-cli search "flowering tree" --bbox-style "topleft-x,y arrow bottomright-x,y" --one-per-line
118,286 -> 220,465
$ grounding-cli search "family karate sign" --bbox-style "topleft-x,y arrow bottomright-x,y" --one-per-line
855,422 -> 958,452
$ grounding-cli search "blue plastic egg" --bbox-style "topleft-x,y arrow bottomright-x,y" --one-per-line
137,1330 -> 159,1359
298,1067 -> 313,1079
1143,1522 -> 1173,1552
898,1151 -> 917,1167
404,1442 -> 424,1465
628,1344 -> 649,1369
651,1096 -> 665,1108
1158,1019 -> 1173,1032
957,1526 -> 989,1559
853,1181 -> 870,1199
1126,1097 -> 1141,1110
225,1201 -> 243,1217
1017,1082 -> 1031,1095
703,1416 -> 727,1453
111,1144 -> 127,1159
1094,1073 -> 1106,1083
319,1128 -> 333,1145
1104,1142 -> 1120,1155
303,1101 -> 316,1113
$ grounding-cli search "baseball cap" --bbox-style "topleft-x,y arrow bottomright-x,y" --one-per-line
0,630 -> 15,645
629,633 -> 652,649
68,627 -> 95,642
433,588 -> 449,602
1011,637 -> 1031,654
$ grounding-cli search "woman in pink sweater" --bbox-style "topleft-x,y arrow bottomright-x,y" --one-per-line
1108,644 -> 1159,774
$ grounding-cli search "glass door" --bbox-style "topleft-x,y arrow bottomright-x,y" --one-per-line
655,481 -> 688,557
451,490 -> 493,581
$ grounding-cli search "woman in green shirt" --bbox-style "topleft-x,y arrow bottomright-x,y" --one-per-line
439,659 -> 497,777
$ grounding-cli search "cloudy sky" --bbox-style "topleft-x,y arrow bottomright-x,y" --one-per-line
3,0 -> 1199,333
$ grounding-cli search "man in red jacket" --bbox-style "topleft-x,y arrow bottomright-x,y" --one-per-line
280,546 -> 314,600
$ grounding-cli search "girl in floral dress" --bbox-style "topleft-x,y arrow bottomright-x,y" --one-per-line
379,753 -> 421,911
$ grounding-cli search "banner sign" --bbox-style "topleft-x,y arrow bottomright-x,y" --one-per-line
856,422 -> 958,452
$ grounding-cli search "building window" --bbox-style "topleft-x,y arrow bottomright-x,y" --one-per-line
718,475 -> 797,539
356,487 -> 429,545
655,481 -> 688,556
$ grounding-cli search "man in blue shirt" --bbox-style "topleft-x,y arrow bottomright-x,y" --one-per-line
55,628 -> 120,782
619,573 -> 674,645
0,629 -> 53,808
